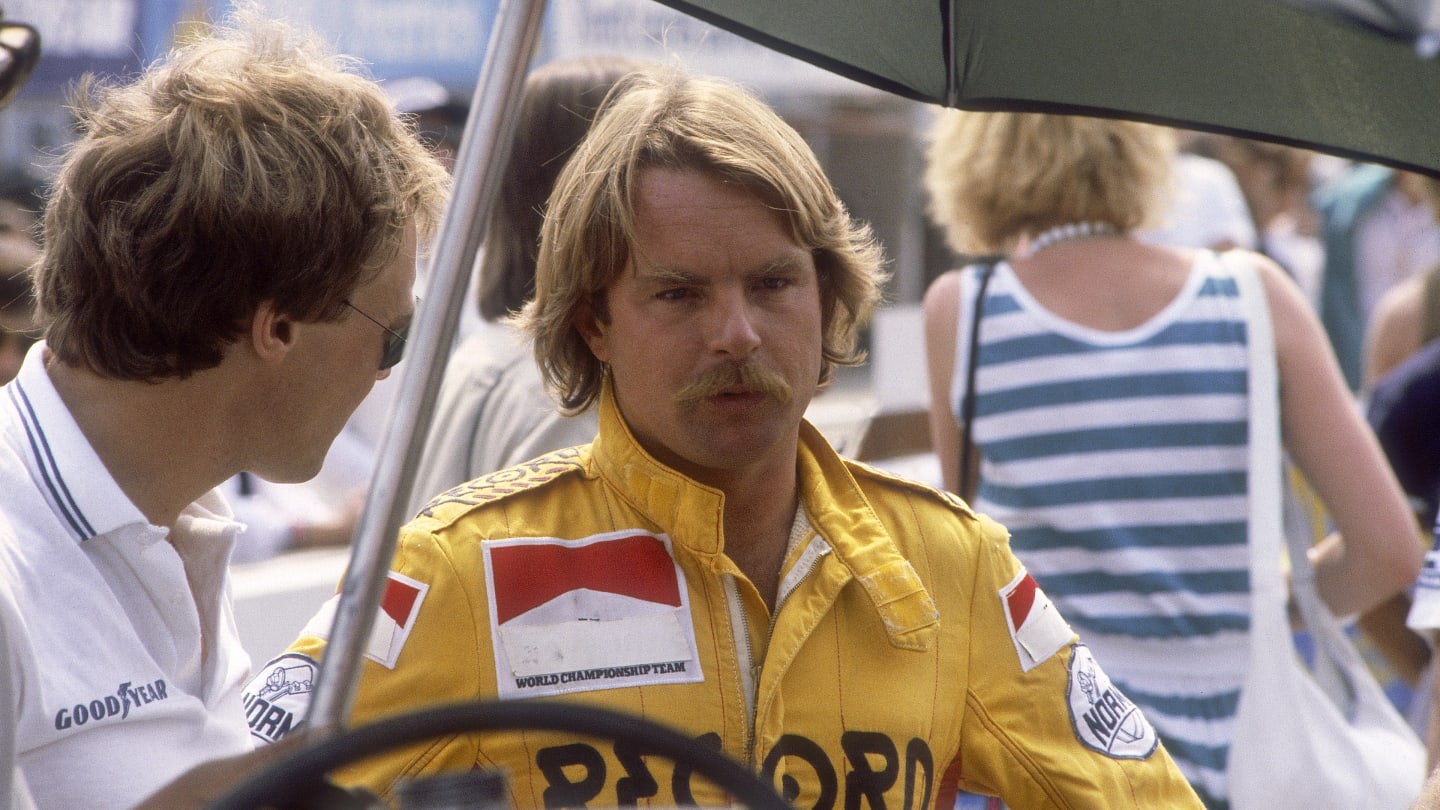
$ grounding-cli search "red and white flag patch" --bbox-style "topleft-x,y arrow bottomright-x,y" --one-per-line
300,570 -> 429,670
484,531 -> 703,700
1000,569 -> 1073,673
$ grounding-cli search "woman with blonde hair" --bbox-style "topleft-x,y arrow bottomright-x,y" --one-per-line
921,111 -> 1421,807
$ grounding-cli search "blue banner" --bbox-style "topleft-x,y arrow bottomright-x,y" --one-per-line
232,0 -> 498,89
5,0 -> 199,93
7,0 -> 498,97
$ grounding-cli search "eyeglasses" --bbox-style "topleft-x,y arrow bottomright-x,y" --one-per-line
342,297 -> 415,371
0,15 -> 39,110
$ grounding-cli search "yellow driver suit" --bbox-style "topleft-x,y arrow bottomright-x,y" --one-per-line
244,388 -> 1202,808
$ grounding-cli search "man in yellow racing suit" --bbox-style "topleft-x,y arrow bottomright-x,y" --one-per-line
249,388 -> 1200,807
244,65 -> 1203,809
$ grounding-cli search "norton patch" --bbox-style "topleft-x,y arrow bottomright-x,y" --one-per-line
242,653 -> 318,744
1066,644 -> 1158,759
485,530 -> 704,700
999,569 -> 1072,672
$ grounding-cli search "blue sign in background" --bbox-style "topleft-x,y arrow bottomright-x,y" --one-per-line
9,0 -> 183,93
8,0 -> 498,96
237,0 -> 499,90
0,0 -> 865,169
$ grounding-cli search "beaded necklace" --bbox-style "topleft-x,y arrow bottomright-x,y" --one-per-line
1026,221 -> 1119,256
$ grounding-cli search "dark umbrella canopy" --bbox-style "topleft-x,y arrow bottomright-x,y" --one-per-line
1280,0 -> 1437,45
652,0 -> 1440,176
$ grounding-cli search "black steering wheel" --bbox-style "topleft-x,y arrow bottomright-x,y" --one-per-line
207,701 -> 791,810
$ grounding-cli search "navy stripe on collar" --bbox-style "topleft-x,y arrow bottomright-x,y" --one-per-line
9,382 -> 96,542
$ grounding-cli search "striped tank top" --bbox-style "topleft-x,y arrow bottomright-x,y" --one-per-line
951,251 -> 1251,808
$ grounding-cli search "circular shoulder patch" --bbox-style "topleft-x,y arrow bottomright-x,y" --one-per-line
1065,643 -> 1159,759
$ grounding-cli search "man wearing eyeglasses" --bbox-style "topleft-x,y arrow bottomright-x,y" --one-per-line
0,9 -> 448,809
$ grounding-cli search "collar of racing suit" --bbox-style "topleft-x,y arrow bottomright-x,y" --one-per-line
589,379 -> 941,652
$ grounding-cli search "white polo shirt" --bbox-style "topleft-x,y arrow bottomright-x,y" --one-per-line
0,344 -> 253,809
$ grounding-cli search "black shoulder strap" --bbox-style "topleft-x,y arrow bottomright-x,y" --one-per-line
958,261 -> 998,499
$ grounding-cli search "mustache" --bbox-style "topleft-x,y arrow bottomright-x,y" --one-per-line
673,361 -> 793,408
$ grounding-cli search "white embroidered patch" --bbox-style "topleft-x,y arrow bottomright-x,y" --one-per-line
241,653 -> 318,745
999,569 -> 1073,672
296,570 -> 429,670
1066,643 -> 1158,759
484,531 -> 704,699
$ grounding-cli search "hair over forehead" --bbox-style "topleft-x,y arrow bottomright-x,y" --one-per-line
542,65 -> 837,299
520,65 -> 887,413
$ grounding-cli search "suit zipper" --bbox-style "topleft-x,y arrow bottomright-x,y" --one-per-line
725,534 -> 831,764
724,573 -> 758,761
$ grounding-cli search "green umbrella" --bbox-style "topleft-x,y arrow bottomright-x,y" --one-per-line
1279,0 -> 1436,45
651,0 -> 1440,175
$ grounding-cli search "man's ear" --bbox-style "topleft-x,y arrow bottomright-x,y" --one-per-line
574,298 -> 610,362
250,300 -> 296,365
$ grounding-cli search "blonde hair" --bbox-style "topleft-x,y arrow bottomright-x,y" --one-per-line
35,8 -> 450,380
923,111 -> 1175,255
517,66 -> 887,412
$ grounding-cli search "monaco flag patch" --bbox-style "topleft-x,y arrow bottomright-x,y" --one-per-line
484,531 -> 703,700
999,569 -> 1073,673
299,570 -> 429,670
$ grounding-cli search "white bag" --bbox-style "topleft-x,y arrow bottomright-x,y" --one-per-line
1225,254 -> 1426,810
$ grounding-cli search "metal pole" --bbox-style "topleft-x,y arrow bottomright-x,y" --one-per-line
306,0 -> 549,735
